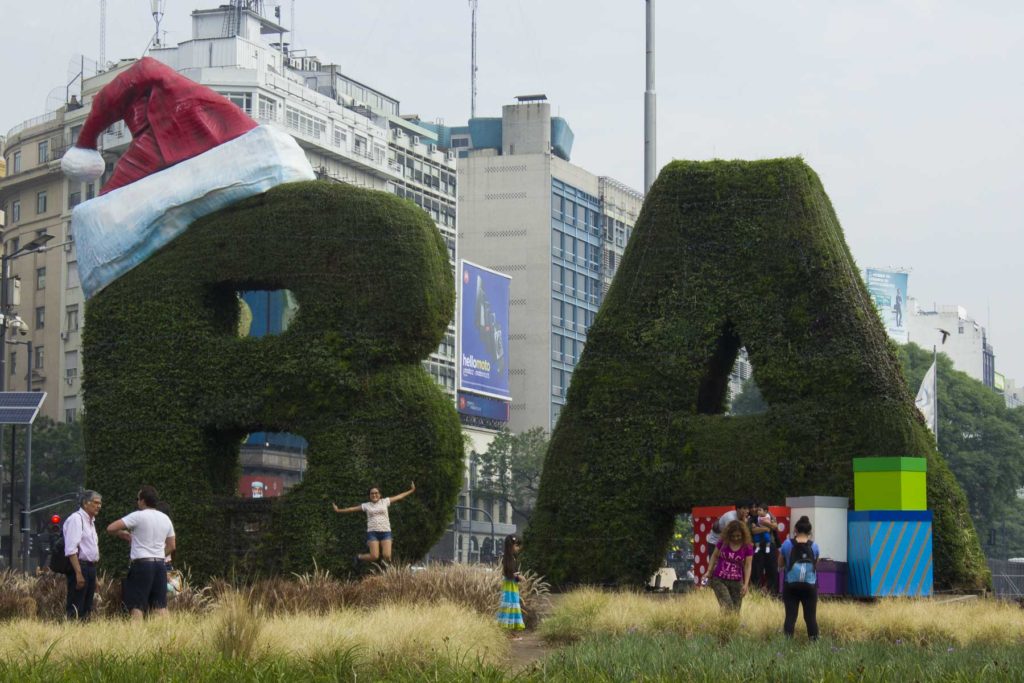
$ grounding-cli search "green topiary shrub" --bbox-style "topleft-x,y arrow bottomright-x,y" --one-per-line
83,181 -> 463,578
526,158 -> 988,591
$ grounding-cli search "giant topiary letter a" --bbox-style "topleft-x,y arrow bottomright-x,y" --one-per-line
83,181 -> 463,577
526,159 -> 987,590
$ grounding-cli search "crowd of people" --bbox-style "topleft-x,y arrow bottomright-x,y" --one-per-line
706,501 -> 820,639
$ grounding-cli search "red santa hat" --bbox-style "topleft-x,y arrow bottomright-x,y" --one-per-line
61,57 -> 315,298
62,57 -> 259,193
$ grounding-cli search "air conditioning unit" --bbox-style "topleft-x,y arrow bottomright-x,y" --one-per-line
60,331 -> 69,341
412,135 -> 420,146
66,376 -> 74,386
392,129 -> 402,140
447,150 -> 456,161
427,144 -> 437,154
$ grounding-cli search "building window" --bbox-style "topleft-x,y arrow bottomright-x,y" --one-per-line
66,304 -> 79,331
258,95 -> 278,121
36,191 -> 47,214
12,151 -> 21,173
284,106 -> 327,139
67,262 -> 80,289
220,91 -> 253,115
65,407 -> 77,423
38,140 -> 49,164
86,183 -> 95,200
34,346 -> 44,370
35,306 -> 45,329
36,267 -> 46,289
10,200 -> 20,223
68,191 -> 82,209
8,352 -> 15,376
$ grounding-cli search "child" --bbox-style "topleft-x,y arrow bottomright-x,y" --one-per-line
497,535 -> 526,633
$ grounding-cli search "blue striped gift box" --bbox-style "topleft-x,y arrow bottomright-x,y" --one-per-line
847,511 -> 933,597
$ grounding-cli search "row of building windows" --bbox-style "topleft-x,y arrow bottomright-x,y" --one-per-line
4,139 -> 52,175
551,264 -> 602,304
552,298 -> 596,335
551,332 -> 585,366
4,191 -> 50,223
552,228 -> 601,272
393,152 -> 456,197
392,183 -> 457,229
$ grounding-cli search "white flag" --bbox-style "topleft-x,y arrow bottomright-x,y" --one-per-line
915,361 -> 937,438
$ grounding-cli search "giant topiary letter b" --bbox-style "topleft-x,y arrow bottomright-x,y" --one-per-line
526,159 -> 987,591
83,181 -> 463,577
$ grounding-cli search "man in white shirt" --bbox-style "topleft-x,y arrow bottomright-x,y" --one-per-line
106,485 -> 176,620
63,490 -> 102,619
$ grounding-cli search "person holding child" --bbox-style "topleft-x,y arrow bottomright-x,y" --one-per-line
706,519 -> 754,612
497,534 -> 526,634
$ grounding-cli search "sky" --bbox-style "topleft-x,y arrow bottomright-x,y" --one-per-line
2,1 -> 1022,383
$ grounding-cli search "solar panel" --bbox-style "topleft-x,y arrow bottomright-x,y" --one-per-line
0,392 -> 46,424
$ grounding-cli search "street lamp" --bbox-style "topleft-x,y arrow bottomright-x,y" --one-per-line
0,233 -> 53,392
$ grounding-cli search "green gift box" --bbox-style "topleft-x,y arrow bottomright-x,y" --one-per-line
853,457 -> 927,511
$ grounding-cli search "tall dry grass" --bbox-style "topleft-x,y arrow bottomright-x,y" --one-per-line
0,597 -> 508,667
540,588 -> 1024,646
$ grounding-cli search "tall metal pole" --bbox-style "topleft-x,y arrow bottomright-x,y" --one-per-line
8,426 -> 15,568
470,0 -> 478,118
0,255 -> 9,392
20,412 -> 31,571
644,0 -> 657,193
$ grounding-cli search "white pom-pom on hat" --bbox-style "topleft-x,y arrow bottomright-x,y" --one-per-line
61,146 -> 105,182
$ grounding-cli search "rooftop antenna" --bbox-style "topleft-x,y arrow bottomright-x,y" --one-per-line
99,0 -> 107,67
468,0 -> 479,118
291,0 -> 296,49
150,0 -> 166,49
469,0 -> 478,118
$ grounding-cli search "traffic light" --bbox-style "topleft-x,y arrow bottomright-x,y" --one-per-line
49,515 -> 62,534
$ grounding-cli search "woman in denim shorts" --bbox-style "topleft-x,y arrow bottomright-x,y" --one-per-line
333,482 -> 416,565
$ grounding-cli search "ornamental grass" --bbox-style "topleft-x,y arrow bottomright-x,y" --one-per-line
540,588 -> 1024,647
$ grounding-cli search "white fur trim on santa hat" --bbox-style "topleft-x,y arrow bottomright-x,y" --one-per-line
61,146 -> 106,182
72,125 -> 315,299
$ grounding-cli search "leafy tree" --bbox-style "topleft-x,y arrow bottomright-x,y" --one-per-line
28,417 -> 86,507
899,343 -> 1024,557
473,427 -> 548,526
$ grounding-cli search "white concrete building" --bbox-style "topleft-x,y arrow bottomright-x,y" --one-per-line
906,299 -> 995,388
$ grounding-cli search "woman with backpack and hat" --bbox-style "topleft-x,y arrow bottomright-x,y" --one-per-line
778,515 -> 820,640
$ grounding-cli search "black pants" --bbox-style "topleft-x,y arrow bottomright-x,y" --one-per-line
752,546 -> 779,594
783,582 -> 818,639
65,563 -> 97,620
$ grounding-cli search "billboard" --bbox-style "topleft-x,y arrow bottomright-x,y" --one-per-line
457,391 -> 510,422
865,269 -> 908,343
458,260 -> 511,401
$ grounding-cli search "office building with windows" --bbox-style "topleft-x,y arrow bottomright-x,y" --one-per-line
452,97 -> 643,433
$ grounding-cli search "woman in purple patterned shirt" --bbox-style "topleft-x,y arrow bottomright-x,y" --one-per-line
706,519 -> 754,612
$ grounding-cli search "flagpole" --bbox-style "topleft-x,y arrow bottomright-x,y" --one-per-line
932,344 -> 938,442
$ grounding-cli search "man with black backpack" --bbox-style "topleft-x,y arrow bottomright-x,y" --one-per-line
778,514 -> 820,640
59,490 -> 103,620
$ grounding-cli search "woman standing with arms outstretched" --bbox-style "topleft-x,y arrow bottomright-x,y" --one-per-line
333,482 -> 415,565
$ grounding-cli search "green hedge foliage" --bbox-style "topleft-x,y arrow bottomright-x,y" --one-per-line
526,159 -> 988,590
82,181 -> 463,578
